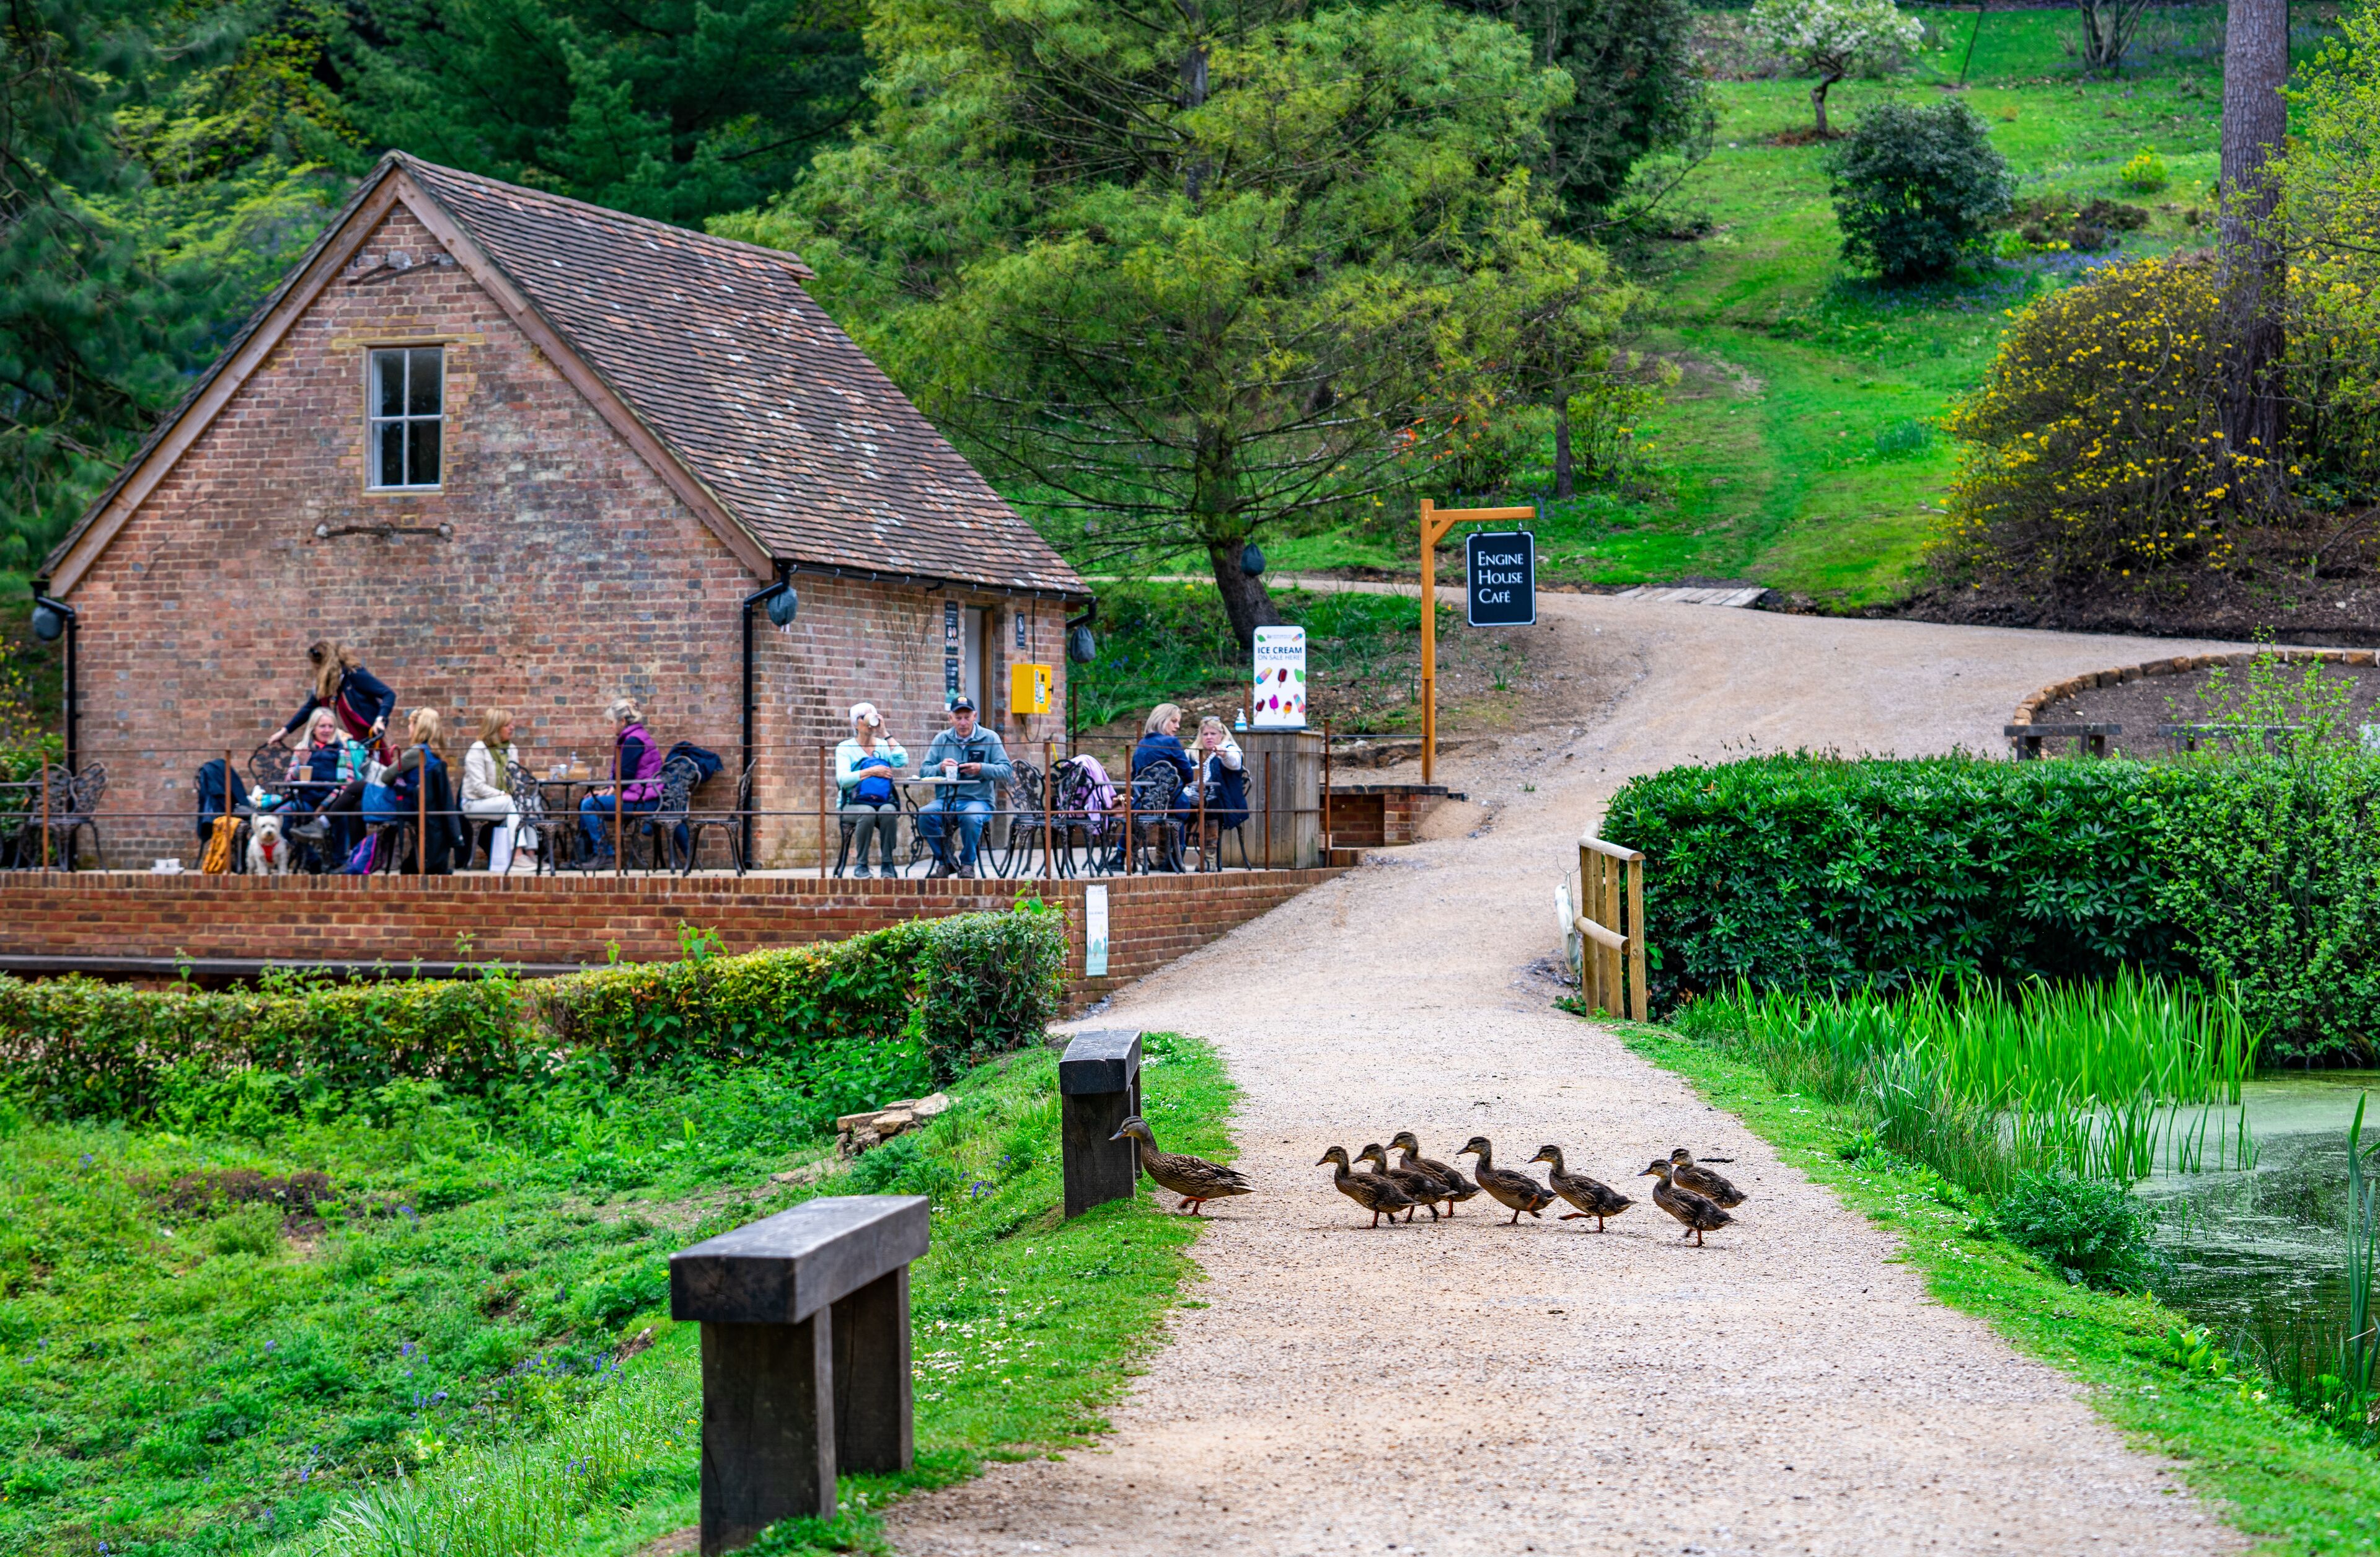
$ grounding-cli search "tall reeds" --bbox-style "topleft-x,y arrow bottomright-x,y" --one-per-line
1677,971 -> 2261,1198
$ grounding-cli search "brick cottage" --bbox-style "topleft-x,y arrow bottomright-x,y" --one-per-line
37,152 -> 1087,866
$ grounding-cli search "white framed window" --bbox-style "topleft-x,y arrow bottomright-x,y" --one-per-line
368,346 -> 443,488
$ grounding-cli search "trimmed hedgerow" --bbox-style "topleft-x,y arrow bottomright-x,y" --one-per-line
0,906 -> 1068,1122
1603,751 -> 2380,1059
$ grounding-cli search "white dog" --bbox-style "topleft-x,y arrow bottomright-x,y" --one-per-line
246,813 -> 294,876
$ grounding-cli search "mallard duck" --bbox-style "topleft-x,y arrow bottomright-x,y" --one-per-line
1457,1136 -> 1557,1225
1356,1142 -> 1444,1222
1641,1158 -> 1733,1245
1319,1145 -> 1414,1227
1670,1149 -> 1746,1209
1390,1131 -> 1466,1217
1109,1116 -> 1251,1215
1529,1145 -> 1634,1231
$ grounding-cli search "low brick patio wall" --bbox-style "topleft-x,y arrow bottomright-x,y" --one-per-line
0,869 -> 1344,1009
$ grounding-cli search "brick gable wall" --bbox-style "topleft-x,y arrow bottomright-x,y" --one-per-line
66,207 -> 1069,865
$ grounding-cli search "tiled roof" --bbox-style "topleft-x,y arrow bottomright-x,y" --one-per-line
403,157 -> 1084,596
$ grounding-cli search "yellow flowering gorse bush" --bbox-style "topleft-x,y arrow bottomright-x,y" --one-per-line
1939,257 -> 2260,584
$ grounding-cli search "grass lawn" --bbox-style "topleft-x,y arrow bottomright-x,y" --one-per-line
1618,1016 -> 2380,1555
0,1030 -> 1238,1557
1239,5 -> 2337,608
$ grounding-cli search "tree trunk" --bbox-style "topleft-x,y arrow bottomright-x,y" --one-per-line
1553,399 -> 1574,499
1209,540 -> 1281,650
2219,0 -> 2289,488
1811,73 -> 1842,136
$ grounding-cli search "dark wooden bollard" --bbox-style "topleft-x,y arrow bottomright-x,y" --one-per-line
1060,1028 -> 1143,1217
670,1196 -> 929,1554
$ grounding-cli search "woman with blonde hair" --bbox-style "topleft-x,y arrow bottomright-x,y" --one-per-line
372,708 -> 467,871
271,640 -> 396,750
464,707 -> 533,871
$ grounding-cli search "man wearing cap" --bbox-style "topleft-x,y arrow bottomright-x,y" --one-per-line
915,695 -> 1013,878
835,702 -> 908,878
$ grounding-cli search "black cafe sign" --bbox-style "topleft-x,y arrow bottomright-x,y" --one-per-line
1465,531 -> 1535,627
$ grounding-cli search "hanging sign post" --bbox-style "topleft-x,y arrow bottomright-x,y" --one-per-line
1417,500 -> 1534,785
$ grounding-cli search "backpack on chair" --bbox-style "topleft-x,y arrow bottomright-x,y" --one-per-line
200,814 -> 242,875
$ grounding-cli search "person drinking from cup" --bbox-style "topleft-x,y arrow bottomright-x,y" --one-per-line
914,695 -> 1012,879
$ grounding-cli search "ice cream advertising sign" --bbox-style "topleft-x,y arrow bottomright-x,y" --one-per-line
1251,625 -> 1308,728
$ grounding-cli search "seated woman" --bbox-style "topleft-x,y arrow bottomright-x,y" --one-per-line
285,710 -> 374,859
463,707 -> 534,871
1194,716 -> 1250,834
579,697 -> 664,863
378,707 -> 467,873
1130,703 -> 1200,813
834,702 -> 907,878
270,640 -> 397,756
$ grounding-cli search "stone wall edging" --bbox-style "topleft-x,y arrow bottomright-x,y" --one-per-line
2009,647 -> 2380,726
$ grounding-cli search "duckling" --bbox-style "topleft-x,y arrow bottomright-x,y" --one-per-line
1641,1157 -> 1733,1246
1356,1142 -> 1444,1222
1457,1136 -> 1557,1225
1669,1148 -> 1746,1209
1390,1131 -> 1466,1217
1528,1145 -> 1634,1231
1319,1145 -> 1414,1228
1109,1116 -> 1251,1215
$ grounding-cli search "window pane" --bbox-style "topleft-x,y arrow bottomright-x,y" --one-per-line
408,419 -> 441,487
376,421 -> 406,487
374,351 -> 406,417
408,348 -> 443,415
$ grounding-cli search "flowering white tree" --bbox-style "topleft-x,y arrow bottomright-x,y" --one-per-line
1750,0 -> 1923,136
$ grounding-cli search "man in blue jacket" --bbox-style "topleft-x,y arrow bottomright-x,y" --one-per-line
915,696 -> 1013,879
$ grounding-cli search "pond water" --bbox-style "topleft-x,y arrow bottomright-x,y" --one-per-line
2135,1070 -> 2380,1340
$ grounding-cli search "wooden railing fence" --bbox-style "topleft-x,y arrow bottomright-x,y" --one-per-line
1571,834 -> 1648,1021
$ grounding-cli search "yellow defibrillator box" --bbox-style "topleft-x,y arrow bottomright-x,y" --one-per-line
1010,661 -> 1054,715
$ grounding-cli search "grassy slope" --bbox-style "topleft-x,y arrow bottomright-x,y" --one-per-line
1258,7 -> 2249,607
0,1034 -> 1238,1557
1620,1019 -> 2380,1555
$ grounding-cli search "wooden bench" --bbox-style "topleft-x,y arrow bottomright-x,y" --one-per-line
2005,722 -> 2120,759
1059,1029 -> 1144,1217
670,1196 -> 929,1551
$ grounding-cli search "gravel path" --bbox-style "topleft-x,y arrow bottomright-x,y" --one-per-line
888,596 -> 2260,1557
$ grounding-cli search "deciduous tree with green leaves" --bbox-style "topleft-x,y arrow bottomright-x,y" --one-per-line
725,0 -> 1618,646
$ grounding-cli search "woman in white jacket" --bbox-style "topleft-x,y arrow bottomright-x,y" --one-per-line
463,707 -> 534,870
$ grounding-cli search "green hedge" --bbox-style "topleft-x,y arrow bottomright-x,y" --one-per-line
0,907 -> 1068,1121
1603,752 -> 2380,1059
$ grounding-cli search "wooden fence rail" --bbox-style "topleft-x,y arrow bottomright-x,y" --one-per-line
1572,834 -> 1647,1021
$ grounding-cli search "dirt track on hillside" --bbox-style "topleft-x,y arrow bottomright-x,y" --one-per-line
886,594 -> 2257,1557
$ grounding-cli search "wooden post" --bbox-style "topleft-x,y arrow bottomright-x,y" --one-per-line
1415,500 -> 1533,786
223,749 -> 233,862
1576,838 -> 1596,1010
1627,853 -> 1648,1022
613,763 -> 624,878
1043,739 -> 1056,881
1120,744 -> 1133,876
39,762 -> 51,871
1059,1030 -> 1143,1217
816,744 -> 828,878
1194,751 -> 1207,873
418,744 -> 429,876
